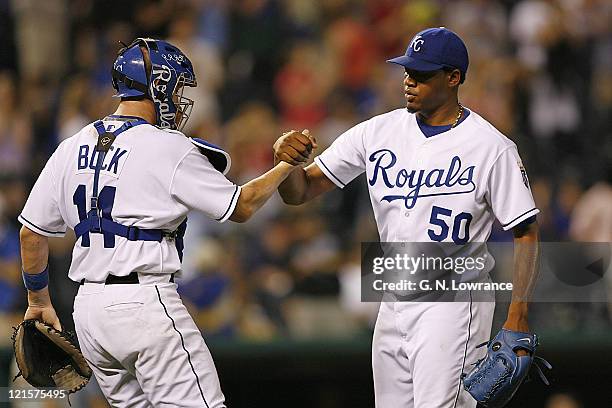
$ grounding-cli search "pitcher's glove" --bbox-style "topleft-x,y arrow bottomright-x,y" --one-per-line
12,319 -> 92,393
462,329 -> 552,407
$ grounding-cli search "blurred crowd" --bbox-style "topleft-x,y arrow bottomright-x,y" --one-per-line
1,0 -> 611,350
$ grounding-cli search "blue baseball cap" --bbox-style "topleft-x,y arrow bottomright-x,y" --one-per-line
387,27 -> 468,82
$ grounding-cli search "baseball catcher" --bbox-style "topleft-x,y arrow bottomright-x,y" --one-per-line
17,37 -> 310,407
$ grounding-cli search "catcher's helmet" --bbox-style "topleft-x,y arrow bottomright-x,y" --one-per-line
111,38 -> 197,131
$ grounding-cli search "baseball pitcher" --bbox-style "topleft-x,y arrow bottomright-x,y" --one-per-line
274,27 -> 548,408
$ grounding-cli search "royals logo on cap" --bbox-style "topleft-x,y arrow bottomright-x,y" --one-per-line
387,27 -> 469,83
411,35 -> 424,52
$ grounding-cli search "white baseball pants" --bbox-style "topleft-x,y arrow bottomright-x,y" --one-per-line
372,296 -> 494,408
73,278 -> 226,408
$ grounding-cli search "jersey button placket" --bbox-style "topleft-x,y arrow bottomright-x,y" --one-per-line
405,142 -> 429,236
398,206 -> 412,241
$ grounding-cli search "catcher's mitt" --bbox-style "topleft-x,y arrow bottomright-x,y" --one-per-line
12,319 -> 92,393
462,329 -> 552,408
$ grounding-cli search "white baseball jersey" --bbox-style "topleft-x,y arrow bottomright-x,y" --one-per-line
19,117 -> 241,282
314,108 -> 538,244
315,107 -> 537,408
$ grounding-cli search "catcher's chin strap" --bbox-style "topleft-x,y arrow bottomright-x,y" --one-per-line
111,69 -> 148,94
74,119 -> 181,243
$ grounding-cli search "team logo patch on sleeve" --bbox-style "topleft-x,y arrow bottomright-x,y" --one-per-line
518,161 -> 530,189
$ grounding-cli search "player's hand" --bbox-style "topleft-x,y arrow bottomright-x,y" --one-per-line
502,317 -> 529,356
24,305 -> 62,331
273,129 -> 317,166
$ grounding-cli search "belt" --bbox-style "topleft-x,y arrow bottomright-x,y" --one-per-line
80,272 -> 174,285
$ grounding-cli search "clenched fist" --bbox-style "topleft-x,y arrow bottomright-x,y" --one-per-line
273,129 -> 318,166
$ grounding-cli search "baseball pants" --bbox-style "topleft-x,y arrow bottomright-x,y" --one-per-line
372,295 -> 494,408
73,276 -> 226,408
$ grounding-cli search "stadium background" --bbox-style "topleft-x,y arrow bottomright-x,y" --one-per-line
0,0 -> 610,407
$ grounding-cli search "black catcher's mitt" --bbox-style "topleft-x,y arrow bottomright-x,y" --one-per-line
12,319 -> 92,393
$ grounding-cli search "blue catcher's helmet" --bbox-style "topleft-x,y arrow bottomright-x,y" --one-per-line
111,38 -> 197,131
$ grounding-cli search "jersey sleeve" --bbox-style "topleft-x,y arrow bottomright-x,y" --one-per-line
170,148 -> 241,223
486,146 -> 539,230
314,121 -> 367,188
18,152 -> 67,237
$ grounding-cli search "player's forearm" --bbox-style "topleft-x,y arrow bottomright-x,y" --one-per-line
20,226 -> 49,274
277,166 -> 309,205
505,221 -> 540,328
19,226 -> 52,304
231,161 -> 296,222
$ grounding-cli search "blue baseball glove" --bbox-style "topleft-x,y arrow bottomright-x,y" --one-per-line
462,329 -> 552,407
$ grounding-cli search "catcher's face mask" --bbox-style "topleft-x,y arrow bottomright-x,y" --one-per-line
112,38 -> 197,132
170,78 -> 195,132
